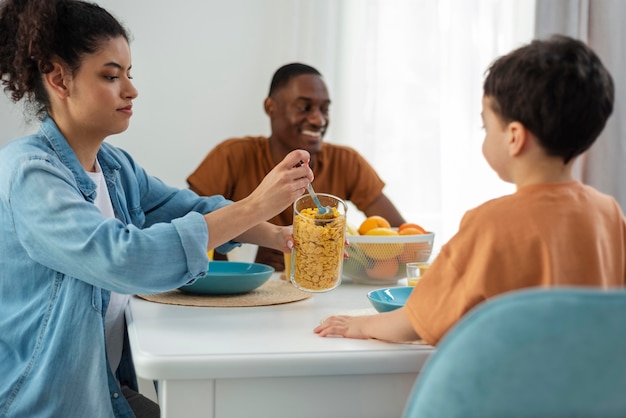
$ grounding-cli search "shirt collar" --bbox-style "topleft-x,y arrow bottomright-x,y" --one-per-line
39,116 -> 120,201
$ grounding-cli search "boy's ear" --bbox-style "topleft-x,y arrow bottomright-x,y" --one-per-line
507,121 -> 528,157
42,62 -> 70,99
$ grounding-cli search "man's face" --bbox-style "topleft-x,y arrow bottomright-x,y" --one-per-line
266,74 -> 330,157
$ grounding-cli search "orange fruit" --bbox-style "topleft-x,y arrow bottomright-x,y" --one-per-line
358,216 -> 391,235
362,228 -> 405,260
365,258 -> 399,280
398,223 -> 426,234
364,227 -> 398,237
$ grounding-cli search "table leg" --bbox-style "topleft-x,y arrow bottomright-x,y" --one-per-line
159,379 -> 215,418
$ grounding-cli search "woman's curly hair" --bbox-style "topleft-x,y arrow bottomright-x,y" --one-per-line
0,0 -> 129,119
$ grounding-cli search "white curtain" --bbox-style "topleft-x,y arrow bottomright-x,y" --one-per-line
535,0 -> 626,211
331,0 -> 535,247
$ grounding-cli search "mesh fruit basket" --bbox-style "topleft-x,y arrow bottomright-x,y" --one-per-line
343,232 -> 435,285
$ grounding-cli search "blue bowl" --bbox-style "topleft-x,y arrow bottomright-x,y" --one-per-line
367,286 -> 414,312
179,261 -> 274,295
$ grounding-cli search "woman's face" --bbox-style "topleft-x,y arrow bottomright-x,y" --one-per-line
63,36 -> 138,142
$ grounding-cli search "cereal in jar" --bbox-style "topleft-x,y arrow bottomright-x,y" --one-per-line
290,193 -> 347,292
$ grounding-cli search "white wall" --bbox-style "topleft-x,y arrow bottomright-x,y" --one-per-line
0,0 -> 536,245
0,0 -> 341,189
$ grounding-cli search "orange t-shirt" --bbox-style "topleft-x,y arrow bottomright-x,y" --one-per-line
405,181 -> 626,346
187,136 -> 385,266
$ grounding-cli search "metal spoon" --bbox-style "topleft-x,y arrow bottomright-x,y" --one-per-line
307,183 -> 332,215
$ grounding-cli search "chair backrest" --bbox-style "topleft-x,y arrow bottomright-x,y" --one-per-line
402,287 -> 626,418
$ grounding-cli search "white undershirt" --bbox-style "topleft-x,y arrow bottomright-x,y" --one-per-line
86,161 -> 130,377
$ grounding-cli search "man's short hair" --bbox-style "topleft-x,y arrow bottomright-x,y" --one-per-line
268,63 -> 322,97
483,35 -> 614,163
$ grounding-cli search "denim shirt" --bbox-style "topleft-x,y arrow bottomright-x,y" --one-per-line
0,117 -> 238,417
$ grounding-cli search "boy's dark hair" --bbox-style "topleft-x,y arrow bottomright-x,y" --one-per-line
483,35 -> 614,164
268,63 -> 322,97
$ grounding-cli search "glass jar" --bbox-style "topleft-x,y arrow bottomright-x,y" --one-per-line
290,193 -> 347,292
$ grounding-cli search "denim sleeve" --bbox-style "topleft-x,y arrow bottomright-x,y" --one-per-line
8,153 -> 230,294
113,147 -> 240,256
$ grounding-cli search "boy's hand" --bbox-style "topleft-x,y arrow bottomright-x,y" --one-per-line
314,308 -> 420,343
314,315 -> 372,339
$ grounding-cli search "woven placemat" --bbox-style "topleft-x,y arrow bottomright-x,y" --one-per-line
137,280 -> 311,307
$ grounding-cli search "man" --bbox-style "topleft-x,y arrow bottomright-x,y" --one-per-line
187,63 -> 405,270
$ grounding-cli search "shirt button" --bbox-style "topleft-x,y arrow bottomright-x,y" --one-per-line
112,392 -> 119,399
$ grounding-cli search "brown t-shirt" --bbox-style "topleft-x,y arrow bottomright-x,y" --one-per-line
405,181 -> 626,346
187,136 -> 386,267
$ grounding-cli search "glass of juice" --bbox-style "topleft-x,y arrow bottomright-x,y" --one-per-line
406,262 -> 430,286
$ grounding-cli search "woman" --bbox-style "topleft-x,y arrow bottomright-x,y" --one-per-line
0,1 -> 313,417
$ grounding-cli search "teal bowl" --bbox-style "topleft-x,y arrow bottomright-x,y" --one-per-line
367,286 -> 414,312
179,261 -> 274,295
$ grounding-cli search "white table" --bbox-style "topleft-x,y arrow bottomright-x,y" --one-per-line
126,275 -> 434,418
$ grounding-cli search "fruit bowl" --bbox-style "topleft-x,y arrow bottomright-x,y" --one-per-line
343,232 -> 435,285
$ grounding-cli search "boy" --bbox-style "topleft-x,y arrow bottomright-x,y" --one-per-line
315,35 -> 626,346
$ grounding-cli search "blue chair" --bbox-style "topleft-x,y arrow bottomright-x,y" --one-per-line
402,287 -> 626,418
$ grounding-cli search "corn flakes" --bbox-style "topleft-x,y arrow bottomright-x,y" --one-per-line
291,207 -> 345,291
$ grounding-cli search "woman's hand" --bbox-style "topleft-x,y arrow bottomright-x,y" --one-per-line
244,149 -> 313,221
275,224 -> 295,254
203,150 -> 312,250
234,224 -> 293,253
